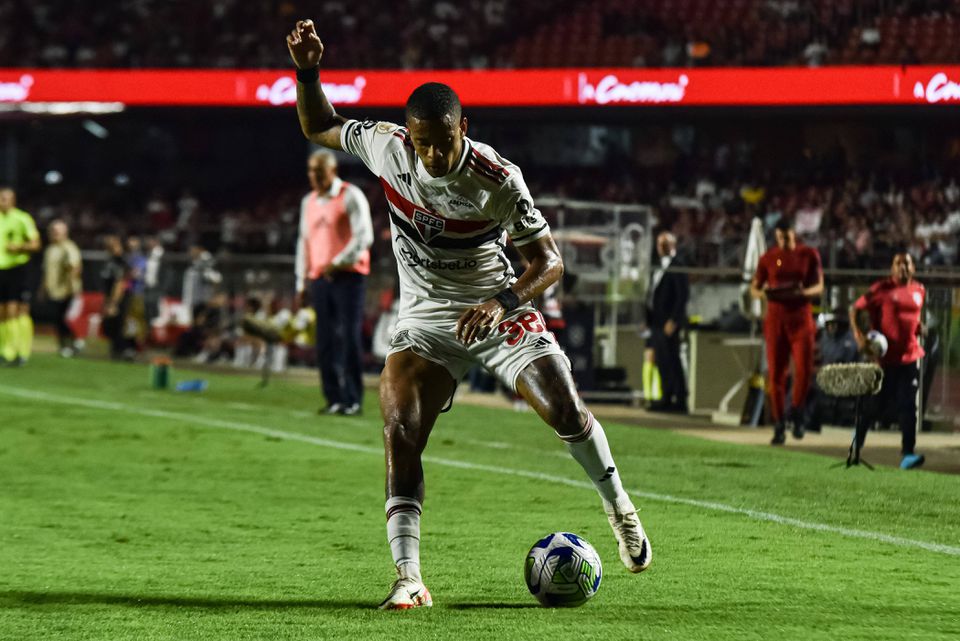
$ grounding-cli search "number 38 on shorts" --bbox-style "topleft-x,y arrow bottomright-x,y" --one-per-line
498,311 -> 551,347
388,308 -> 569,393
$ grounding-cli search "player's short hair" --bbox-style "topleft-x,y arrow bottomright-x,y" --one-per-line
309,149 -> 337,167
774,217 -> 794,232
405,83 -> 462,122
892,246 -> 915,262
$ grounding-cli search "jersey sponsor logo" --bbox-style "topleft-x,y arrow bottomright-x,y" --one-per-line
912,291 -> 922,306
397,172 -> 412,186
447,197 -> 473,209
413,209 -> 445,243
397,236 -> 478,270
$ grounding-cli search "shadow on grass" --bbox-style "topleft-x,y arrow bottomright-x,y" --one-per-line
448,603 -> 540,609
0,590 -> 370,610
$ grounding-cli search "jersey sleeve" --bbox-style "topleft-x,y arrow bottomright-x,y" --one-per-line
753,255 -> 768,287
340,119 -> 403,177
495,173 -> 550,247
804,247 -> 823,286
853,281 -> 881,310
22,212 -> 39,241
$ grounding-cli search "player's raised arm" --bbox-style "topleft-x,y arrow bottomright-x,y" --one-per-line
287,19 -> 347,150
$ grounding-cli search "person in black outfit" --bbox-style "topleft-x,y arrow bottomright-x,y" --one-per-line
100,235 -> 133,360
645,231 -> 689,412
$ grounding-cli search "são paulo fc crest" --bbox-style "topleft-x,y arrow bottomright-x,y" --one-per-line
413,209 -> 445,243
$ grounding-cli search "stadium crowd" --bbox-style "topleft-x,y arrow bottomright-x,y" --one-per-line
3,0 -> 959,69
24,169 -> 960,272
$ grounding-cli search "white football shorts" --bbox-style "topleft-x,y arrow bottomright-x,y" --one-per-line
387,307 -> 570,392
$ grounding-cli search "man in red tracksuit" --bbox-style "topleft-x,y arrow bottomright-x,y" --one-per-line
750,218 -> 824,445
849,251 -> 926,470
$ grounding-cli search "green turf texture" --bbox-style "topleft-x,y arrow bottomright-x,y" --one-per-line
1,355 -> 958,641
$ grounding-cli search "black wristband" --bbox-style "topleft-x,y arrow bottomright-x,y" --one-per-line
296,66 -> 319,84
493,289 -> 520,313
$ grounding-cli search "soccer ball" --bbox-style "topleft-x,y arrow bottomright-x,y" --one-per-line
524,532 -> 602,607
866,330 -> 888,357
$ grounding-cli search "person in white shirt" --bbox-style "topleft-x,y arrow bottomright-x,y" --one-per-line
295,150 -> 374,416
287,19 -> 652,610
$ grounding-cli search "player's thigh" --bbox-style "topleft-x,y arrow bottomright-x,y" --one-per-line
380,349 -> 456,439
516,354 -> 589,437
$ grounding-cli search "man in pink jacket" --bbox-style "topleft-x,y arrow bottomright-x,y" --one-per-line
296,150 -> 373,416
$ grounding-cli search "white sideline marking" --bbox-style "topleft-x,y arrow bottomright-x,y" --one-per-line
3,383 -> 959,558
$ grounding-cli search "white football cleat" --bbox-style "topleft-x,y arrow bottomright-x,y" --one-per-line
606,502 -> 652,573
378,576 -> 433,610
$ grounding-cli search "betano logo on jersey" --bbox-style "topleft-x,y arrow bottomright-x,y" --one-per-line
398,237 -> 477,270
413,210 -> 445,243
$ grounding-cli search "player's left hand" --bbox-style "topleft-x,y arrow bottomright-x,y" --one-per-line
456,299 -> 506,345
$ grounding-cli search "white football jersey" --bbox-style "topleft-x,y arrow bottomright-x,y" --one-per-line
340,118 -> 550,323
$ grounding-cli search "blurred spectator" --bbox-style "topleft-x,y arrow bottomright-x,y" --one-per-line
143,236 -> 168,325
181,244 -> 222,322
100,235 -> 134,360
806,310 -> 859,432
41,219 -> 83,357
6,1 -> 960,69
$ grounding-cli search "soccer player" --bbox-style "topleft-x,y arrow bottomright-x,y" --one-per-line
287,19 -> 652,609
849,251 -> 926,470
750,217 -> 823,445
0,187 -> 41,366
295,150 -> 374,416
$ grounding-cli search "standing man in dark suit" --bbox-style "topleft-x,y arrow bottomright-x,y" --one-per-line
646,230 -> 689,412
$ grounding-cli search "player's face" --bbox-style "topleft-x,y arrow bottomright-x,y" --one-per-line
307,156 -> 337,192
49,222 -> 66,242
891,253 -> 914,284
407,115 -> 467,177
0,189 -> 14,211
774,228 -> 796,249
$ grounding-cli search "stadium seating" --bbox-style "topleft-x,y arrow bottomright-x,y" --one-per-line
3,0 -> 960,69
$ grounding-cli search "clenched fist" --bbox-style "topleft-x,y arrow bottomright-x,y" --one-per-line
287,19 -> 324,69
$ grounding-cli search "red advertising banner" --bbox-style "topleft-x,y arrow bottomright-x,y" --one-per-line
2,67 -> 960,108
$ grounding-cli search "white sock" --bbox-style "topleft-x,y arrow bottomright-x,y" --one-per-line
560,414 -> 633,513
385,496 -> 422,582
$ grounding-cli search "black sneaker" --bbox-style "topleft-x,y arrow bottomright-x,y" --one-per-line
791,417 -> 805,440
771,422 -> 786,446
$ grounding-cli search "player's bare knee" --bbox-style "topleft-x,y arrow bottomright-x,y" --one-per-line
548,400 -> 589,438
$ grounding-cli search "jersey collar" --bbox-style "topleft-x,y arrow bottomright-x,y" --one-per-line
414,139 -> 471,187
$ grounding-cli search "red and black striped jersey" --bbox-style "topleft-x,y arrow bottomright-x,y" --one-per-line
340,118 -> 550,323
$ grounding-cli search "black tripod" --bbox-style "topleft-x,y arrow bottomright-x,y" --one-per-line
845,395 -> 874,469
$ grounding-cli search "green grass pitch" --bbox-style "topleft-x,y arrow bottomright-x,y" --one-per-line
1,355 -> 959,640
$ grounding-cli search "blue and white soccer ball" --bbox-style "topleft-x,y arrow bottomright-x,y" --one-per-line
866,329 -> 888,357
524,532 -> 602,607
